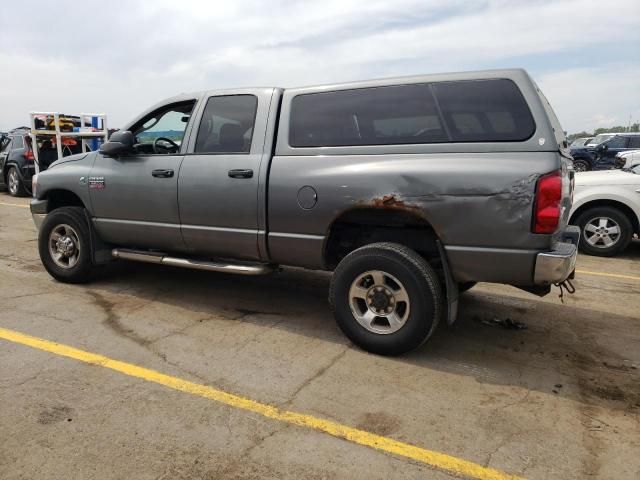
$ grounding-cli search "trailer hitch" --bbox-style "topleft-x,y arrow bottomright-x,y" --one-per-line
555,278 -> 576,303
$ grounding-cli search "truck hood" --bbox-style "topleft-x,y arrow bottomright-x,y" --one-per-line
575,169 -> 640,187
48,152 -> 90,168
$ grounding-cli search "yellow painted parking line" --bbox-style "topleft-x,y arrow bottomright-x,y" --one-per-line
576,269 -> 640,282
0,327 -> 523,480
0,201 -> 29,208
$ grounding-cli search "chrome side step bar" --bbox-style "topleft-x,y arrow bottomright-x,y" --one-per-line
112,249 -> 275,276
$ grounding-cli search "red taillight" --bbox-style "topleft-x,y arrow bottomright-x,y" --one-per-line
23,149 -> 35,161
533,171 -> 562,234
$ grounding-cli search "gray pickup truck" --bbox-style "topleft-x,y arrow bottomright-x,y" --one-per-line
31,68 -> 579,355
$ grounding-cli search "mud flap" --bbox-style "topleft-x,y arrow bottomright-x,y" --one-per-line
436,240 -> 459,326
84,210 -> 112,265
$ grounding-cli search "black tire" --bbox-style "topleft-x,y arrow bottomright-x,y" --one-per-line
7,166 -> 27,197
572,158 -> 591,172
575,206 -> 633,257
38,207 -> 94,283
458,281 -> 477,293
329,242 -> 442,356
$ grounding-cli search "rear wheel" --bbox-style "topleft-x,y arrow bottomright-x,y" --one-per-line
7,167 -> 26,197
329,242 -> 442,356
572,158 -> 591,172
575,206 -> 633,257
38,207 -> 94,283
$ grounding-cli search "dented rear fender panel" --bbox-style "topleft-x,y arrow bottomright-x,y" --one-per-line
267,151 -> 565,283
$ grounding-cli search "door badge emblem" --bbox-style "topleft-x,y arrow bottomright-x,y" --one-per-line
88,176 -> 106,190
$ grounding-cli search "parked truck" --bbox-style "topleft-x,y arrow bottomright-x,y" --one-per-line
30,69 -> 579,355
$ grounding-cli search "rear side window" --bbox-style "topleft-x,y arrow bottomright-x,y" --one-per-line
607,136 -> 629,148
10,136 -> 25,149
433,79 -> 535,142
289,79 -> 536,147
195,95 -> 258,154
628,136 -> 640,148
289,84 -> 447,147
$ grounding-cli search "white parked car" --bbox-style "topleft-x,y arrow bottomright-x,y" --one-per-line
570,161 -> 640,256
616,149 -> 640,168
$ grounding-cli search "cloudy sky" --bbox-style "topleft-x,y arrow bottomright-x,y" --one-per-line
1,0 -> 638,133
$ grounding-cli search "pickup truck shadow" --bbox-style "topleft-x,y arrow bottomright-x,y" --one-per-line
412,290 -> 639,414
92,262 -> 639,413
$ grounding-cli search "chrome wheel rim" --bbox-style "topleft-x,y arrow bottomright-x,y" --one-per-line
48,224 -> 81,269
573,162 -> 588,172
348,270 -> 410,334
8,169 -> 18,195
583,217 -> 621,249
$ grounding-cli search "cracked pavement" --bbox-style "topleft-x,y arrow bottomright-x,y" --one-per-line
0,195 -> 639,479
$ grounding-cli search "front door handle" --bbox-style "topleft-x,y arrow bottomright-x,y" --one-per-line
228,169 -> 253,179
152,169 -> 174,178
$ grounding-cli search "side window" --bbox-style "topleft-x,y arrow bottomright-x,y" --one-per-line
289,79 -> 536,147
607,136 -> 628,148
433,79 -> 536,142
130,101 -> 196,154
195,95 -> 258,154
628,136 -> 640,149
290,84 -> 447,147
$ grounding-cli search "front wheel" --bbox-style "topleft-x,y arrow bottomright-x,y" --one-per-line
38,207 -> 94,283
329,242 -> 443,356
575,206 -> 633,257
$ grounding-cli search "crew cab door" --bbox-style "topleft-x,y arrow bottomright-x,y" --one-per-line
89,100 -> 197,252
178,89 -> 274,261
596,136 -> 629,168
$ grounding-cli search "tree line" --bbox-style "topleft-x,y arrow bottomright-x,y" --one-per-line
567,123 -> 640,141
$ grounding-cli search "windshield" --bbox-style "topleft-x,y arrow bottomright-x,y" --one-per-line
588,134 -> 614,145
632,164 -> 640,174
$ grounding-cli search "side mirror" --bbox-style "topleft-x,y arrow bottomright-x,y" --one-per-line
596,144 -> 608,152
99,130 -> 134,156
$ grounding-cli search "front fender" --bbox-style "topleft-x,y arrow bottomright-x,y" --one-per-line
36,152 -> 97,214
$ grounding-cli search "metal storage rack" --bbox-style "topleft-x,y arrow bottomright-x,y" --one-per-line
29,112 -> 109,174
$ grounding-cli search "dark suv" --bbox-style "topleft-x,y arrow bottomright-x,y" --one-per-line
0,128 -> 35,196
0,128 -> 80,197
570,133 -> 640,172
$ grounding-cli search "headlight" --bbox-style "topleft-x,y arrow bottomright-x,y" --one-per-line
32,174 -> 38,198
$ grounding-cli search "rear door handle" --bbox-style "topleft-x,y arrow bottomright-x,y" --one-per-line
228,169 -> 253,179
152,169 -> 174,178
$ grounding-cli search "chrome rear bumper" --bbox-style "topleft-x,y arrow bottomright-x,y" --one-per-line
534,226 -> 580,285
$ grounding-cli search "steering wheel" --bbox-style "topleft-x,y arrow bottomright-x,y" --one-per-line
153,137 -> 179,154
